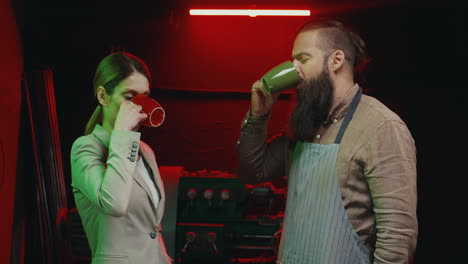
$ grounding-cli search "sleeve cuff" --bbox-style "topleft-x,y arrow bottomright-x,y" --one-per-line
109,130 -> 141,163
241,109 -> 271,129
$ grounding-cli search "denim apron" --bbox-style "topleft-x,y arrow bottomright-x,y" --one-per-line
277,88 -> 370,264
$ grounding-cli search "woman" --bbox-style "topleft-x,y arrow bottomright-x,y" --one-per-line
70,52 -> 172,264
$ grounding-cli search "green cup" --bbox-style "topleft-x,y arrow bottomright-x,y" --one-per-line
261,61 -> 300,94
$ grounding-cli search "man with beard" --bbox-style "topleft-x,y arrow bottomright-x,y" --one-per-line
237,20 -> 417,264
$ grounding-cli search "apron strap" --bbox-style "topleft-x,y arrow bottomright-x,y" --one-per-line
334,88 -> 362,144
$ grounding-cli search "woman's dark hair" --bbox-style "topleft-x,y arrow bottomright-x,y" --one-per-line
84,52 -> 151,135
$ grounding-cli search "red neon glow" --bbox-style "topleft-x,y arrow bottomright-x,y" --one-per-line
189,9 -> 311,17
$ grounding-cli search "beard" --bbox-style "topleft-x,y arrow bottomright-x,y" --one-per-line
290,68 -> 334,141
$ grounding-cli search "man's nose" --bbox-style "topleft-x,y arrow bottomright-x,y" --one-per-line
292,60 -> 303,79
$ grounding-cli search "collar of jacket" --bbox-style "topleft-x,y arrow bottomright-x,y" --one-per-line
323,83 -> 360,126
91,124 -> 111,148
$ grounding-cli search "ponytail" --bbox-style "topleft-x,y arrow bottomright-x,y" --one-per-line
348,31 -> 370,72
348,31 -> 371,84
84,105 -> 103,135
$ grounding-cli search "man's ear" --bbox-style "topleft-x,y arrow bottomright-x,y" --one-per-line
328,50 -> 345,72
96,86 -> 108,106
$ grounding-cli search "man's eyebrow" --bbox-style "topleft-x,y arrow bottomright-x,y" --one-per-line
292,52 -> 311,60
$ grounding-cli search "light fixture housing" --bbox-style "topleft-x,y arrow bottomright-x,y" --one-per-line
189,9 -> 311,17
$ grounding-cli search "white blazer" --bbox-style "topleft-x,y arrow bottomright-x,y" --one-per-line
71,124 -> 172,264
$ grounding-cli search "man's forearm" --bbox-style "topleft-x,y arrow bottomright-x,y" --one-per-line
236,110 -> 288,184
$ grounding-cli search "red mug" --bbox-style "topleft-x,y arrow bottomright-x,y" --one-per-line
130,94 -> 165,127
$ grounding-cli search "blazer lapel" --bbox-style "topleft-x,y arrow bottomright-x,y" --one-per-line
132,158 -> 158,218
139,145 -> 165,225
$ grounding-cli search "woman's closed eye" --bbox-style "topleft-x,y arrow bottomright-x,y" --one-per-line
123,92 -> 135,100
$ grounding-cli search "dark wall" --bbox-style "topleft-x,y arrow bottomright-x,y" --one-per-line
404,4 -> 466,263
22,0 -> 417,170
19,0 -> 466,262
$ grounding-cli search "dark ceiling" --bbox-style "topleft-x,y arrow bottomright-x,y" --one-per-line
18,0 -> 410,24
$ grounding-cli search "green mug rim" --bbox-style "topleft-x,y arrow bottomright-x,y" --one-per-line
261,61 -> 299,94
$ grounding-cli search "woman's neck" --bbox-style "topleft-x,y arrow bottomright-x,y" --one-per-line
101,120 -> 114,135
